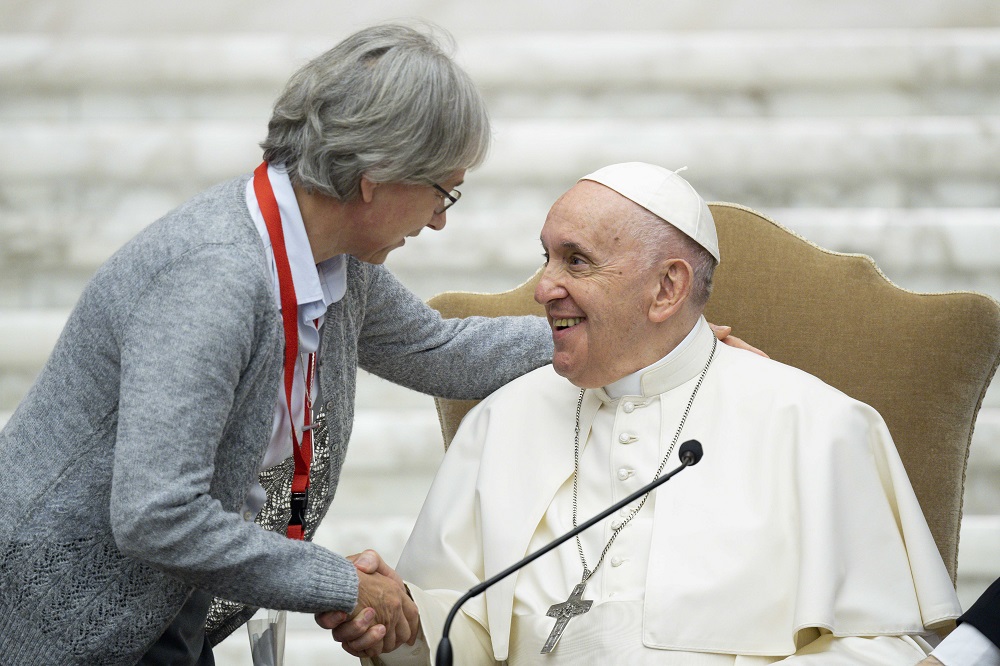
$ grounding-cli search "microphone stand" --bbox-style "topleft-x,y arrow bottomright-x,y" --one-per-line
435,440 -> 703,665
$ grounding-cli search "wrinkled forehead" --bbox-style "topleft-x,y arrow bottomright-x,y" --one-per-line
540,181 -> 649,251
547,181 -> 645,225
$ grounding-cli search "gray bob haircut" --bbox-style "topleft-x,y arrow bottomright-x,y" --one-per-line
261,24 -> 491,200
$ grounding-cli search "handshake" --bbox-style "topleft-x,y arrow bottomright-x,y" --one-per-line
315,550 -> 418,660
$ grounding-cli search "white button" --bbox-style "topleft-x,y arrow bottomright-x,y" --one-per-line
617,468 -> 631,481
611,556 -> 624,567
619,508 -> 628,517
611,518 -> 623,529
623,402 -> 635,413
243,511 -> 254,521
618,433 -> 634,444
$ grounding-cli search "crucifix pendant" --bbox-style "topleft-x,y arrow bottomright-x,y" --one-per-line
541,580 -> 593,654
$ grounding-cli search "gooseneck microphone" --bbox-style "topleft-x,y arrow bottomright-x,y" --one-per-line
435,439 -> 703,665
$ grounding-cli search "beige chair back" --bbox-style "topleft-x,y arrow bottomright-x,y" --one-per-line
427,202 -> 1000,584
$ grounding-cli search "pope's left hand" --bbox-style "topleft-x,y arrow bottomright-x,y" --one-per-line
916,658 -> 943,665
708,322 -> 768,358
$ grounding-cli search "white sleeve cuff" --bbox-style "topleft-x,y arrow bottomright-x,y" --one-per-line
932,622 -> 1000,666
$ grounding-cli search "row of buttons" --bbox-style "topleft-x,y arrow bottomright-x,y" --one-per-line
619,400 -> 648,448
606,400 -> 647,572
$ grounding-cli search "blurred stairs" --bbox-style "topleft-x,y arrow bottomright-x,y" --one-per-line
1,18 -> 998,665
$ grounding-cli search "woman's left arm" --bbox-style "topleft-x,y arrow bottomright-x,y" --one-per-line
357,266 -> 553,400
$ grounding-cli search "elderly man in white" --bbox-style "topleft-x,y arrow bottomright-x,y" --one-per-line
325,163 -> 963,664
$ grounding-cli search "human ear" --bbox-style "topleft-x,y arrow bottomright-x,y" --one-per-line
359,175 -> 378,204
649,259 -> 693,323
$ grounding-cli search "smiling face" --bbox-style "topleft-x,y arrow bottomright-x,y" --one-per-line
534,181 -> 673,389
352,169 -> 466,264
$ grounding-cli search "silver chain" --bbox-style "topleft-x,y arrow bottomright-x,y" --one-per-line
573,336 -> 717,581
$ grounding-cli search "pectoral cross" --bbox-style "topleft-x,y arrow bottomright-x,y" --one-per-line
541,581 -> 593,654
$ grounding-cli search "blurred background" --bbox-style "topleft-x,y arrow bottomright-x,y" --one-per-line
1,1 -> 998,663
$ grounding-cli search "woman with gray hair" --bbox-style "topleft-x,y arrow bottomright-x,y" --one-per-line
0,23 -> 553,665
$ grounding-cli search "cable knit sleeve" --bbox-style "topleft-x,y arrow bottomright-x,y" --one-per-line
357,265 -> 553,400
111,244 -> 358,614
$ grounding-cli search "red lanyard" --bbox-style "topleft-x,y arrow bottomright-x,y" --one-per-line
253,161 -> 314,540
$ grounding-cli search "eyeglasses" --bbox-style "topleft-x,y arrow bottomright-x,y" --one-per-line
432,183 -> 461,215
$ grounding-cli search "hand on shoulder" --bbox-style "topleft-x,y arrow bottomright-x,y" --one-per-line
708,323 -> 768,358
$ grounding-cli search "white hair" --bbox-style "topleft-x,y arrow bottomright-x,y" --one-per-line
629,206 -> 717,308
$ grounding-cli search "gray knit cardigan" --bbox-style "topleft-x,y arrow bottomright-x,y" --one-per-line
0,175 -> 552,665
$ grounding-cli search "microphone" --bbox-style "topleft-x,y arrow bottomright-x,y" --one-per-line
435,439 -> 704,665
678,439 -> 703,466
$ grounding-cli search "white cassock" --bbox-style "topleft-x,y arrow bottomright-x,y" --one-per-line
377,317 -> 962,665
